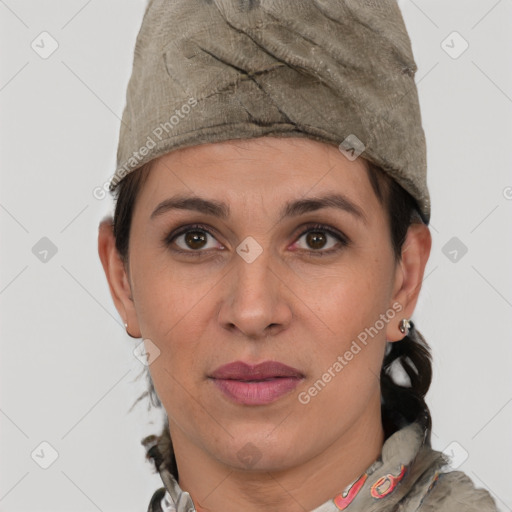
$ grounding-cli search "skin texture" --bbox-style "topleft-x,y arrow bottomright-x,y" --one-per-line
98,137 -> 431,512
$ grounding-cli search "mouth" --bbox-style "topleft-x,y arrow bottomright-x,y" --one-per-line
209,360 -> 305,380
208,360 -> 305,405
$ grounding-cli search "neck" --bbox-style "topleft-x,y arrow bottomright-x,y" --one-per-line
171,398 -> 384,512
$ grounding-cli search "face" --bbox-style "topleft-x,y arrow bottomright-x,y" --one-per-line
99,136 -> 430,474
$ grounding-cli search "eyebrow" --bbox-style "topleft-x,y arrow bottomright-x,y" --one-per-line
150,193 -> 368,225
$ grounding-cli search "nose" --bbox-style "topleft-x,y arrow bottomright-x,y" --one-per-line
218,244 -> 292,340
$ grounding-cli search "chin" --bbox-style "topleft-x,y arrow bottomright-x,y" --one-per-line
215,429 -> 306,472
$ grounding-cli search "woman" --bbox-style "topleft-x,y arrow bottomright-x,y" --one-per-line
98,1 -> 498,510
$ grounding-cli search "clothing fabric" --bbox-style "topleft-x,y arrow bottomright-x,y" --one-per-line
144,420 -> 498,512
110,0 -> 431,225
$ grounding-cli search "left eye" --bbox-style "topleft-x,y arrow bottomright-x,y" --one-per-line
293,225 -> 347,253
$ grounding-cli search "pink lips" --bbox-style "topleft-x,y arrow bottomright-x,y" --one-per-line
209,360 -> 304,405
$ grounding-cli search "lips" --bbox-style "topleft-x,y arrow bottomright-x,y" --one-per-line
209,360 -> 304,380
209,361 -> 305,405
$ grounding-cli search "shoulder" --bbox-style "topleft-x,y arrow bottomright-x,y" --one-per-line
417,469 -> 499,512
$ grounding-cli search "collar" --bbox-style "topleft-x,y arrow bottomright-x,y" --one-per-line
151,421 -> 447,512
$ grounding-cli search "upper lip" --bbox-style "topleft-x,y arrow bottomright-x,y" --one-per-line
209,360 -> 304,380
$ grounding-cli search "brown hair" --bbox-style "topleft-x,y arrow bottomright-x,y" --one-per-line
112,156 -> 433,479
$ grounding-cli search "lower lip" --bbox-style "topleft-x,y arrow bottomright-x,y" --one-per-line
210,377 -> 303,405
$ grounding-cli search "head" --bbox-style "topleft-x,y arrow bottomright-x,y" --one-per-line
98,136 -> 432,478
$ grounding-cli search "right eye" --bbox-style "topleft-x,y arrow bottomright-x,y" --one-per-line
164,223 -> 225,255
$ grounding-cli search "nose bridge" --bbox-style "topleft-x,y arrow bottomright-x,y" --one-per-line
234,236 -> 275,302
220,235 -> 289,337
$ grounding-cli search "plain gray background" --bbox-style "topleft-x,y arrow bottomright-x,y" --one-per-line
1,1 -> 511,511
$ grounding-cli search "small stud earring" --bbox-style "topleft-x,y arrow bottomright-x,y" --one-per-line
124,322 -> 138,339
399,318 -> 411,335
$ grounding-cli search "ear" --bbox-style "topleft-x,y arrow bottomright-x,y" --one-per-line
97,216 -> 141,338
386,222 -> 432,342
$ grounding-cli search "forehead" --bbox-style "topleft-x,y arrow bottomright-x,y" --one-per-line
135,137 -> 381,221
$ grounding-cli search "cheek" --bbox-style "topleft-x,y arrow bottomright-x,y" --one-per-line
303,253 -> 393,339
306,283 -> 389,391
129,253 -> 220,395
134,277 -> 212,429
299,256 -> 394,391
131,248 -> 215,337
297,279 -> 390,438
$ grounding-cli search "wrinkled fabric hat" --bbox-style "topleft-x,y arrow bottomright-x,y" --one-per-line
110,0 -> 430,225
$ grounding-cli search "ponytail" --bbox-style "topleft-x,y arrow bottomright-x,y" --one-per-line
141,416 -> 179,479
381,320 -> 433,444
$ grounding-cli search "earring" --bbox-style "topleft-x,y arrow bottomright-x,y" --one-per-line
399,318 -> 411,335
124,322 -> 138,339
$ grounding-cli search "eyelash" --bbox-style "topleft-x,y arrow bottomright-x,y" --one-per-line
163,223 -> 350,258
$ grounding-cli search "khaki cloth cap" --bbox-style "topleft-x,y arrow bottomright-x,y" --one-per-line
110,0 -> 430,225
